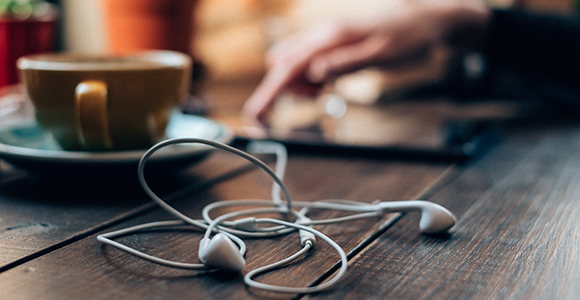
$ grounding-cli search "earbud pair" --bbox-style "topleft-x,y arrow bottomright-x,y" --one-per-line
99,138 -> 460,294
197,200 -> 456,272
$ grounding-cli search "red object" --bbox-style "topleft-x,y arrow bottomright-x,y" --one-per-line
0,18 -> 56,88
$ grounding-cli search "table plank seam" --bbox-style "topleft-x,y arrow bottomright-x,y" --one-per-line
0,161 -> 261,273
292,163 -> 460,298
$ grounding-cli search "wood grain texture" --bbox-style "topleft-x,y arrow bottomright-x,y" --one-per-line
5,79 -> 572,300
0,153 -> 449,300
0,151 -> 263,269
306,120 -> 580,300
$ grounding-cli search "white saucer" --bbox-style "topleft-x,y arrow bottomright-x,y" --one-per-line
0,109 -> 233,177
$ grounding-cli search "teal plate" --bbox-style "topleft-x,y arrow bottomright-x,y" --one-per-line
0,109 -> 233,177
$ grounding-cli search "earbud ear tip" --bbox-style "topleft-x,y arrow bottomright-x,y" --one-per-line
419,204 -> 457,234
199,233 -> 246,272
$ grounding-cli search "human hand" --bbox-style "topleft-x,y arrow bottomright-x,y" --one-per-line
242,0 -> 490,122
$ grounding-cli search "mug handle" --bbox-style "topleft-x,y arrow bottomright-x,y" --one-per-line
75,80 -> 113,150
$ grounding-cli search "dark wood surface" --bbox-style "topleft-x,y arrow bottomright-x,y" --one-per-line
1,81 -> 579,299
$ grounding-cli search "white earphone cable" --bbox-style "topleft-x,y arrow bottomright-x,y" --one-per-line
244,218 -> 348,293
97,220 -> 243,270
97,138 -> 457,294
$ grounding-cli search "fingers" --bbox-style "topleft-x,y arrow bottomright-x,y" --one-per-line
242,64 -> 295,122
242,0 -> 492,123
267,21 -> 364,68
243,23 -> 366,121
307,34 -> 395,82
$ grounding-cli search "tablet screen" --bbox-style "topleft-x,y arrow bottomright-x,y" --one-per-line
223,95 -> 518,161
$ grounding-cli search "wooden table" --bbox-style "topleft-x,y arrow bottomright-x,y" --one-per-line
1,81 -> 579,300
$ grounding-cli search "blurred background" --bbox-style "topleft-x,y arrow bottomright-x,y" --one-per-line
2,0 -> 577,99
0,0 -> 577,154
59,0 -> 575,81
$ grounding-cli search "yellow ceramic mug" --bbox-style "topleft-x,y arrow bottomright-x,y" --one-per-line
17,51 -> 191,151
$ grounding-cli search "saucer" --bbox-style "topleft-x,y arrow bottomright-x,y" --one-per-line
0,109 -> 233,177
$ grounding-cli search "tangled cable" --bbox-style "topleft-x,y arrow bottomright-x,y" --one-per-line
97,138 -> 457,294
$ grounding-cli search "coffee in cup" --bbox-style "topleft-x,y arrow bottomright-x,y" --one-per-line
17,50 -> 192,151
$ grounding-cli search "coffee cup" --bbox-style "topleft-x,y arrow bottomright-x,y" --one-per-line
17,50 -> 192,151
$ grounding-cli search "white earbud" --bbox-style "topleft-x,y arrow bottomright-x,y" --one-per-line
198,233 -> 246,272
378,200 -> 457,234
99,138 -> 461,294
